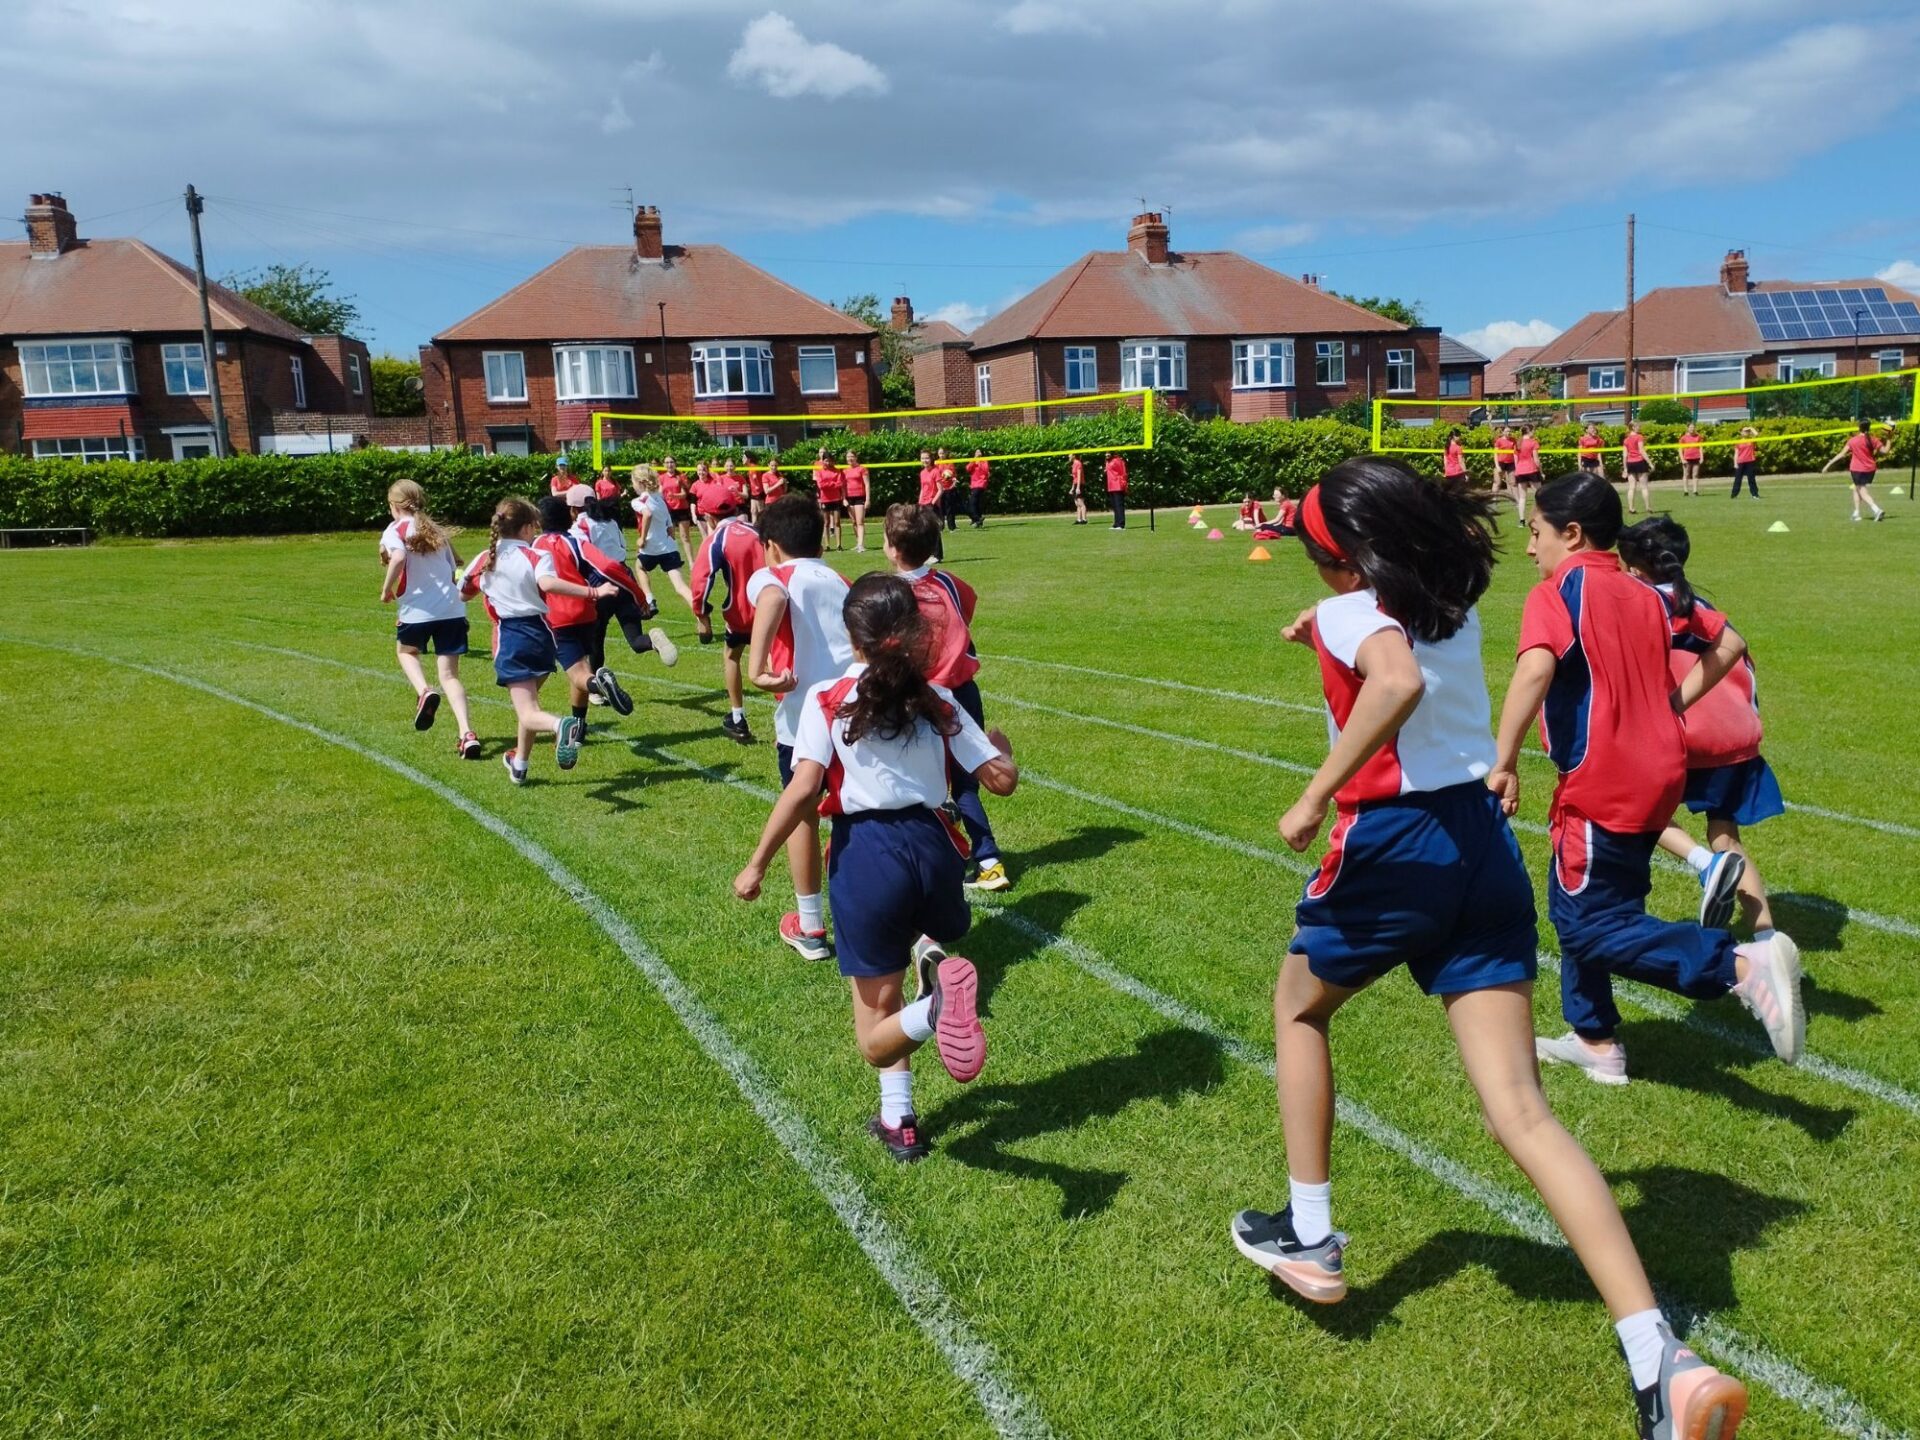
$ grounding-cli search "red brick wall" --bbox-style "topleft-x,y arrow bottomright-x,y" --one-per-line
300,336 -> 375,416
912,343 -> 974,409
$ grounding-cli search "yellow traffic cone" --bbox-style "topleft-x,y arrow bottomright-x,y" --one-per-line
1766,520 -> 1789,533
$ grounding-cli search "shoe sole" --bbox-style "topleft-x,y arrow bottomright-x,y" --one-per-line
650,629 -> 679,667
1699,852 -> 1746,929
555,721 -> 581,770
780,931 -> 833,962
1228,1224 -> 1347,1303
460,740 -> 483,760
964,870 -> 1011,892
931,956 -> 985,1082
414,692 -> 440,731
1535,1039 -> 1630,1086
1676,1372 -> 1749,1440
598,671 -> 635,716
1759,933 -> 1805,1064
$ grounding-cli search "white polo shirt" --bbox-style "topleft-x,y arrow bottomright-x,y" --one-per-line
745,557 -> 854,745
379,519 -> 466,624
469,538 -> 553,620
793,665 -> 999,813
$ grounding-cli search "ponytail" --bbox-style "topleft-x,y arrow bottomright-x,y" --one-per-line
1618,516 -> 1696,616
487,496 -> 538,574
388,479 -> 449,555
837,572 -> 960,744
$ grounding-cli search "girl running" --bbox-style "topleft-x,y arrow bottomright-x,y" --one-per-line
1068,453 -> 1088,525
1823,419 -> 1891,522
1511,424 -> 1541,520
1576,423 -> 1604,477
815,447 -> 848,550
573,487 -> 655,616
1677,426 -> 1704,496
1620,421 -> 1652,515
734,571 -> 1018,1160
1487,473 -> 1802,1088
378,480 -> 481,758
1619,518 -> 1781,936
1730,427 -> 1760,499
844,448 -> 870,552
461,497 -> 616,784
1230,457 -> 1751,1440
632,466 -> 697,609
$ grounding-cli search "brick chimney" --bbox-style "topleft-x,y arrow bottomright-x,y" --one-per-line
890,296 -> 914,331
1127,211 -> 1170,265
1720,248 -> 1750,293
26,193 -> 79,257
633,204 -> 663,261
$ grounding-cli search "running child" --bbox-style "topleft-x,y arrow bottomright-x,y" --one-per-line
1487,473 -> 1802,1086
631,465 -> 697,609
1823,419 -> 1892,522
1730,427 -> 1760,499
1576,423 -> 1604,477
1229,458 -> 1751,1440
1234,493 -> 1268,531
734,571 -> 1017,1161
746,496 -> 855,961
814,447 -> 848,550
690,511 -> 767,745
460,497 -> 616,784
1619,517 -> 1781,936
1677,426 -> 1704,496
1069,453 -> 1089,525
378,480 -> 482,758
886,502 -> 1010,893
1620,420 -> 1652,515
534,495 -> 675,727
572,484 -> 656,617
844,448 -> 870,552
1442,428 -> 1467,483
1511,424 -> 1541,521
966,449 -> 990,528
1492,424 -> 1517,497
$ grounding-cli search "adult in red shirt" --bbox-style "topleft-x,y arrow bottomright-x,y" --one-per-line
1068,454 -> 1088,525
966,449 -> 991,529
1489,472 -> 1801,1085
1823,419 -> 1890,521
1620,421 -> 1652,516
812,447 -> 847,550
657,456 -> 695,559
934,447 -> 960,532
1729,427 -> 1760,499
546,456 -> 575,496
1104,452 -> 1128,529
914,449 -> 946,561
1511,425 -> 1541,523
742,453 -> 768,522
761,457 -> 788,505
843,448 -> 870,553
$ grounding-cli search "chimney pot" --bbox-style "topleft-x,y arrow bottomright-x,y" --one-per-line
633,204 -> 664,260
890,297 -> 914,331
26,191 -> 79,257
1719,248 -> 1750,293
1127,210 -> 1170,266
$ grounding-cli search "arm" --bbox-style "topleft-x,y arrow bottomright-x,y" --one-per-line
975,728 -> 1018,796
1822,446 -> 1849,472
538,572 -> 613,600
379,551 -> 406,604
1280,605 -> 1317,647
747,587 -> 795,692
1278,630 -> 1425,850
1488,647 -> 1557,815
735,762 -> 829,899
1675,622 -> 1745,713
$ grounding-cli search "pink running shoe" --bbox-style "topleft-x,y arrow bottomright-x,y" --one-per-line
778,912 -> 833,962
928,955 -> 986,1083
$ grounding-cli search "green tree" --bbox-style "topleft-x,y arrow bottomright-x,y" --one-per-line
1334,293 -> 1425,328
221,262 -> 362,336
370,355 -> 424,416
836,292 -> 918,409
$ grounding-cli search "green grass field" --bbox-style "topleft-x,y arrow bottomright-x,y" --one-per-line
3,474 -> 1917,1439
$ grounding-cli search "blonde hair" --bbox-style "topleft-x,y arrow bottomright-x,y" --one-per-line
633,464 -> 659,493
387,479 -> 449,555
487,496 -> 539,572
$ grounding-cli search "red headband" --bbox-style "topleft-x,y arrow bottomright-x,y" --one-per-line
1299,485 -> 1349,563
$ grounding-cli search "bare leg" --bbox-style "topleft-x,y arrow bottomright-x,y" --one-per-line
436,654 -> 475,736
664,567 -> 695,607
1445,983 -> 1657,1319
1273,949 -> 1361,1186
565,658 -> 593,711
1656,823 -> 1699,864
395,644 -> 431,698
722,643 -> 746,713
850,971 -> 917,1071
852,504 -> 867,550
1707,817 -> 1774,933
507,680 -> 559,760
785,814 -> 823,908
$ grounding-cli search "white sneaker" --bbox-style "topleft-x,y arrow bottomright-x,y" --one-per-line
649,627 -> 679,667
1535,1031 -> 1630,1085
1734,932 -> 1804,1064
1852,512 -> 1863,522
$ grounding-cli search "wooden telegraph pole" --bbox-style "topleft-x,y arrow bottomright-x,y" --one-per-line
1624,213 -> 1637,419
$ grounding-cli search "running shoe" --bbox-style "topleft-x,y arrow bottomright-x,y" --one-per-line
867,1112 -> 931,1162
414,690 -> 441,731
1733,931 -> 1803,1064
964,860 -> 1012,893
502,749 -> 528,786
927,953 -> 985,1083
587,688 -> 608,706
648,627 -> 679,667
555,715 -> 583,770
1228,1206 -> 1348,1304
1632,1323 -> 1748,1440
910,934 -> 945,1001
595,666 -> 634,716
1536,1032 -> 1630,1086
457,731 -> 482,760
641,599 -> 660,620
721,713 -> 754,745
778,912 -> 833,962
1874,510 -> 1886,522
1697,850 -> 1746,930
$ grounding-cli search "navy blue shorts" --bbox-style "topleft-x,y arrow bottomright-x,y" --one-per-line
639,549 -> 682,573
1292,782 -> 1537,996
396,616 -> 468,655
827,808 -> 971,979
778,741 -> 795,788
552,622 -> 596,670
1683,755 -> 1785,827
493,615 -> 556,686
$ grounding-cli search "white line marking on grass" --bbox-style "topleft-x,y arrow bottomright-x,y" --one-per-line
966,900 -> 1914,1440
1784,803 -> 1920,839
2,639 -> 1054,1440
991,654 -> 1325,715
983,692 -> 1317,775
1019,772 -> 1315,875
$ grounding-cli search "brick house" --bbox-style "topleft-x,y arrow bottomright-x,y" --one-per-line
1436,335 -> 1490,402
1484,345 -> 1544,400
964,213 -> 1443,423
888,297 -> 974,411
1527,250 -> 1920,420
0,194 -> 371,460
424,206 -> 879,455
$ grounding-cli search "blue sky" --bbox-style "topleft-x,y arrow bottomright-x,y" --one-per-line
11,1 -> 1920,360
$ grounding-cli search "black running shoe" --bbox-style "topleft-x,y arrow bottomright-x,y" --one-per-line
721,714 -> 754,745
868,1112 -> 931,1162
595,666 -> 634,716
414,690 -> 441,731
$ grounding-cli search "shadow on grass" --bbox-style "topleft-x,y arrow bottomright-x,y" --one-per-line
1768,893 -> 1849,952
1012,824 -> 1147,874
1626,1018 -> 1857,1141
1297,1165 -> 1805,1339
1800,971 -> 1882,1024
964,888 -> 1092,1010
930,1027 -> 1226,1219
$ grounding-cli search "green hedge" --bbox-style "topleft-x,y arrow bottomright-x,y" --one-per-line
2,412 -> 1911,539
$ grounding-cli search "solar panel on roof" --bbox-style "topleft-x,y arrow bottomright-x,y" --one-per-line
1894,302 -> 1920,324
1782,321 -> 1810,339
1863,288 -> 1889,304
1840,288 -> 1865,305
1758,321 -> 1788,342
1748,294 -> 1775,313
1816,289 -> 1842,304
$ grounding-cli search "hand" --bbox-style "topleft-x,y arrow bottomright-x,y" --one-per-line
1278,793 -> 1327,852
1485,767 -> 1519,815
987,727 -> 1013,758
593,582 -> 620,599
757,668 -> 797,693
1281,605 -> 1317,647
734,865 -> 764,901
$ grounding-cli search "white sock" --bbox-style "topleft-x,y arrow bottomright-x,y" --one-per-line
879,1069 -> 914,1126
1616,1308 -> 1667,1390
1288,1178 -> 1332,1246
797,892 -> 825,934
898,995 -> 934,1043
1686,846 -> 1712,874
1874,503 -> 1885,517
729,706 -> 744,723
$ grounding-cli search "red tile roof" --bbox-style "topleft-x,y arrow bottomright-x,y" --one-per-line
1483,346 -> 1542,395
436,244 -> 871,343
910,319 -> 969,346
968,250 -> 1407,351
0,238 -> 308,341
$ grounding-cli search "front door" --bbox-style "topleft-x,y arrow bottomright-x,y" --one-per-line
170,429 -> 216,460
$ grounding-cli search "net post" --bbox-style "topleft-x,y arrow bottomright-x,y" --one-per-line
591,412 -> 605,473
1371,397 -> 1383,451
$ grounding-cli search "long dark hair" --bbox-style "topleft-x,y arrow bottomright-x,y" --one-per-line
1534,471 -> 1623,549
1618,515 -> 1696,616
837,573 -> 960,745
1299,457 -> 1498,643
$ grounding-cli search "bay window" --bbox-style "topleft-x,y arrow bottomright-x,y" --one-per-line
20,338 -> 137,397
32,435 -> 146,462
1677,354 -> 1745,393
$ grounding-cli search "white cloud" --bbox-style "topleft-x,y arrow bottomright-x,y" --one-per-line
1457,319 -> 1563,357
600,95 -> 633,134
1876,260 -> 1920,293
998,2 -> 1102,36
727,12 -> 888,100
922,300 -> 989,332
621,52 -> 664,84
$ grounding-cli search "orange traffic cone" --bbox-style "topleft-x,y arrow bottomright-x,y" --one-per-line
1248,546 -> 1271,561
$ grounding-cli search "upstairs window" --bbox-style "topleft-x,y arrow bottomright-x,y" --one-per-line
692,342 -> 773,398
1386,348 -> 1415,393
291,356 -> 307,409
797,345 -> 838,395
1064,346 -> 1098,394
347,353 -> 364,395
162,342 -> 208,396
976,364 -> 992,405
20,339 -> 137,397
1313,340 -> 1345,386
484,350 -> 528,403
1588,364 -> 1625,393
555,345 -> 637,401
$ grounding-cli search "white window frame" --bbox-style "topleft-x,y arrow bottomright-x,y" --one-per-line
290,356 -> 307,409
18,337 -> 137,398
31,434 -> 146,462
974,363 -> 992,405
691,341 -> 773,399
347,353 -> 364,395
1676,354 -> 1745,394
1064,345 -> 1098,394
1232,338 -> 1294,390
160,342 -> 209,396
797,345 -> 839,396
1878,348 -> 1905,373
1778,352 -> 1837,382
1587,364 -> 1626,393
483,350 -> 528,403
1385,348 -> 1415,394
1313,339 -> 1345,386
714,432 -> 779,452
1120,340 -> 1187,391
554,343 -> 638,402
163,426 -> 217,460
